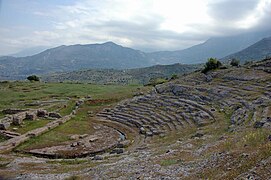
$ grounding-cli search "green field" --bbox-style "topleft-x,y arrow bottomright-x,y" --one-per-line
0,81 -> 150,150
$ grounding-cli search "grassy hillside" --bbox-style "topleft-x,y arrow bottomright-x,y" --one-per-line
42,63 -> 201,85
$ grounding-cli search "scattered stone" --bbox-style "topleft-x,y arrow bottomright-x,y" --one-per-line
76,99 -> 84,107
71,142 -> 78,147
48,112 -> 62,119
72,110 -> 76,115
191,133 -> 204,138
87,111 -> 93,115
12,113 -> 26,125
79,134 -> 88,139
254,121 -> 265,128
93,155 -> 103,160
0,122 -> 11,130
89,136 -> 99,142
86,95 -> 92,99
146,131 -> 153,137
205,75 -> 213,82
77,141 -> 84,146
25,112 -> 37,121
110,148 -> 124,154
37,109 -> 48,117
268,135 -> 271,141
139,127 -> 146,134
70,135 -> 79,140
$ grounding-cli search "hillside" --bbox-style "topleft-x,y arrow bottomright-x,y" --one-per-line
0,42 -> 152,80
148,31 -> 271,64
222,37 -> 271,63
42,63 -> 201,85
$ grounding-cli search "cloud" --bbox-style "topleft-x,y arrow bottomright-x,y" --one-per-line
0,0 -> 271,55
207,0 -> 259,22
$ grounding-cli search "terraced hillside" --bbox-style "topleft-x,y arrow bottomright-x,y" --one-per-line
0,58 -> 270,179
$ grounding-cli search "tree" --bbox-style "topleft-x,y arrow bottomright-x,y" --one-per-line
230,58 -> 240,67
27,75 -> 40,82
201,58 -> 222,73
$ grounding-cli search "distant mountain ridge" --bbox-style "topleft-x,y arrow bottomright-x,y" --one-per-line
222,37 -> 271,62
148,31 -> 271,64
0,42 -> 152,80
0,31 -> 271,80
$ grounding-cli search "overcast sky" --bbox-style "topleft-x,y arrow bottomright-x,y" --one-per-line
0,0 -> 271,55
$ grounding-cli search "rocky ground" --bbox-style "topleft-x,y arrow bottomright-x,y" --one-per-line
0,58 -> 271,179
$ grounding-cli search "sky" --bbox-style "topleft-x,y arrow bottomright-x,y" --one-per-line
0,0 -> 271,55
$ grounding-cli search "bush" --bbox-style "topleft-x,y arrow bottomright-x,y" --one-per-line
147,77 -> 168,86
230,58 -> 240,67
201,58 -> 222,73
170,74 -> 178,80
27,75 -> 40,82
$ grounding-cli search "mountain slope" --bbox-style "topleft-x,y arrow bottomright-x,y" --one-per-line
42,63 -> 201,85
149,31 -> 271,64
0,42 -> 152,80
222,37 -> 271,62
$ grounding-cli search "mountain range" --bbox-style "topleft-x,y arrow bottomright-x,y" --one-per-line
0,31 -> 270,80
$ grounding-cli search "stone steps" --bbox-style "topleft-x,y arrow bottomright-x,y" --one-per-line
97,93 -> 215,136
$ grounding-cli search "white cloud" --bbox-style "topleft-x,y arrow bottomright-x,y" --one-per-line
0,0 -> 271,55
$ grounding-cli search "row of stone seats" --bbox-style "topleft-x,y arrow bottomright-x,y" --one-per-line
97,94 -> 215,136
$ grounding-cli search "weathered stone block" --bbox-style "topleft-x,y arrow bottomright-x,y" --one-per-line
37,109 -> 48,117
12,113 -> 26,125
25,112 -> 37,121
48,112 -> 62,119
0,122 -> 10,130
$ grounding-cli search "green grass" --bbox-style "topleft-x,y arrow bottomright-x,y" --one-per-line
9,81 -> 147,151
9,119 -> 50,134
16,109 -> 95,150
0,81 -> 145,110
0,135 -> 8,143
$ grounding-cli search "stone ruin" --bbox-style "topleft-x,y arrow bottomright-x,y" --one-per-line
0,109 -> 62,130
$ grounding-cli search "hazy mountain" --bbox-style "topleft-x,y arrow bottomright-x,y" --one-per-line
43,63 -> 201,85
1,31 -> 270,80
10,46 -> 51,57
0,42 -> 152,80
222,37 -> 271,63
148,31 -> 271,64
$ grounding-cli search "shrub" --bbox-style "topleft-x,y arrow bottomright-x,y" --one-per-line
27,75 -> 40,82
230,58 -> 240,67
170,74 -> 178,80
201,58 -> 222,73
147,77 -> 168,86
